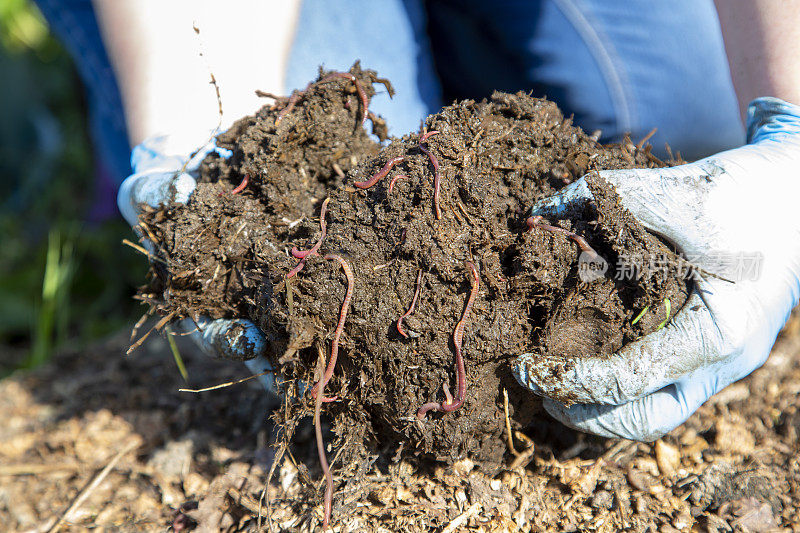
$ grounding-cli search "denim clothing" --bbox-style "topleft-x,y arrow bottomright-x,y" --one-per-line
39,0 -> 745,190
35,0 -> 132,185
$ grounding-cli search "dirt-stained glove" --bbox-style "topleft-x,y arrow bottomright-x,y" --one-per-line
118,136 -> 275,392
513,97 -> 800,441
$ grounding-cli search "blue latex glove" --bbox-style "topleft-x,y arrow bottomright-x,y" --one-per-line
118,135 -> 276,394
513,97 -> 800,441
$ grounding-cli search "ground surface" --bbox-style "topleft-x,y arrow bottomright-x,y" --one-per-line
1,310 -> 799,532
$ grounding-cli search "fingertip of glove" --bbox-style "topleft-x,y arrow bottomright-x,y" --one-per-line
512,353 -> 545,396
529,178 -> 593,218
746,97 -> 800,144
172,173 -> 196,205
198,318 -> 267,361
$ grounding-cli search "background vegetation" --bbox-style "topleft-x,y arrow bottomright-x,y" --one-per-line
0,0 -> 143,374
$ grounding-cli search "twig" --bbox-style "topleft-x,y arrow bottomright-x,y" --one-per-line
46,440 -> 139,533
130,307 -> 155,342
636,127 -> 657,150
122,239 -> 167,265
509,431 -> 536,469
442,502 -> 481,533
502,389 -> 519,456
0,463 -> 80,476
226,487 -> 262,515
179,369 -> 273,393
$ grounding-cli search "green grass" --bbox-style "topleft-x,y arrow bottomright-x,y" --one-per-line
0,1 -> 145,374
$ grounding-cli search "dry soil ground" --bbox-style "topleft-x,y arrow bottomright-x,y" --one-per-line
1,310 -> 800,532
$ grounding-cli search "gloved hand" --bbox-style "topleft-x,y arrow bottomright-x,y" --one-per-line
118,135 -> 276,394
513,97 -> 800,441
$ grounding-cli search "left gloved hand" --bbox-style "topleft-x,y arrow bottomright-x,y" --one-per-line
118,135 -> 276,393
513,97 -> 800,441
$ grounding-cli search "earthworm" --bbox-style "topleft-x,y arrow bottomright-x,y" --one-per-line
526,215 -> 600,259
397,269 -> 423,338
287,198 -> 330,278
309,254 -> 354,401
318,72 -> 369,124
230,174 -> 250,194
312,345 -> 333,529
274,83 -> 309,126
416,261 -> 479,420
418,131 -> 442,219
420,129 -> 440,142
354,156 -> 405,189
387,174 -> 408,194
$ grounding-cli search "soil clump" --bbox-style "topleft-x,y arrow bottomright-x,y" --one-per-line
140,64 -> 689,468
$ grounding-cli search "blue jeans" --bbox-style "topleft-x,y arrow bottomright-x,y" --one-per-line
289,0 -> 743,160
40,0 -> 744,188
35,0 -> 132,186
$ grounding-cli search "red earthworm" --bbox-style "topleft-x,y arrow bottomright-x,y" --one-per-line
230,174 -> 249,194
309,254 -> 354,401
397,269 -> 423,338
387,174 -> 409,194
312,346 -> 333,529
526,215 -> 600,259
287,198 -> 330,278
354,156 -> 405,189
420,129 -> 439,142
274,83 -> 310,126
417,261 -> 479,420
318,72 -> 369,124
292,248 -> 312,259
418,131 -> 442,219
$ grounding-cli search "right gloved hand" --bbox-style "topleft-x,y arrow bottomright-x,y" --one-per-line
118,135 -> 276,394
512,97 -> 800,441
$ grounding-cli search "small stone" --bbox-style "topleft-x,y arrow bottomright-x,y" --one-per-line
183,472 -> 209,496
490,478 -> 502,491
709,382 -> 750,405
371,485 -> 393,505
574,461 -> 601,495
627,466 -> 656,492
590,490 -> 613,510
453,457 -> 475,477
715,418 -> 755,454
147,440 -> 193,479
654,440 -> 681,478
279,460 -> 298,492
724,497 -> 779,532
672,509 -> 694,529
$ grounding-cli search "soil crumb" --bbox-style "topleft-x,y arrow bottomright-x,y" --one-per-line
140,63 -> 689,469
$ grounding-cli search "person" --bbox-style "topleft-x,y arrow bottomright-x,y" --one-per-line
38,0 -> 800,441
